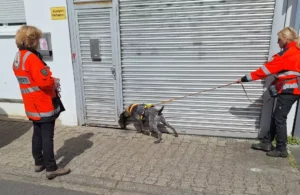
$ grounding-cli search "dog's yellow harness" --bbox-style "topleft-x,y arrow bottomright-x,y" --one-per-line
125,104 -> 154,120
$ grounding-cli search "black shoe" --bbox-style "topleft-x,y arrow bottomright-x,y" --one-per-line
251,142 -> 275,152
266,149 -> 288,158
34,165 -> 45,172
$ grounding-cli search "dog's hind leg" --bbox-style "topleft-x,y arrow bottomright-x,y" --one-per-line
153,127 -> 162,144
150,122 -> 162,144
161,116 -> 179,137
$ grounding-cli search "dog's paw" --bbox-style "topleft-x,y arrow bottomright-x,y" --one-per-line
174,134 -> 179,137
143,131 -> 151,136
154,139 -> 162,144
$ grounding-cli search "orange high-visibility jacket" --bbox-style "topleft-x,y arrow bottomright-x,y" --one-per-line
12,50 -> 62,121
241,41 -> 300,95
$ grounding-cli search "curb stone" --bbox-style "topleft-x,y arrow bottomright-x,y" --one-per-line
0,165 -> 205,195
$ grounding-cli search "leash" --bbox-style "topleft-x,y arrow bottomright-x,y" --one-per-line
239,82 -> 262,105
155,81 -> 263,106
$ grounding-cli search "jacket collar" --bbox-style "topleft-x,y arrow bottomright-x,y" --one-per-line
19,49 -> 47,67
285,41 -> 297,49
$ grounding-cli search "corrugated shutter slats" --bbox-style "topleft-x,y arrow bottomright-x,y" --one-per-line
119,0 -> 275,137
77,9 -> 117,124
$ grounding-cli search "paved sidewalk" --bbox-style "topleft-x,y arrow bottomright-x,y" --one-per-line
0,118 -> 300,195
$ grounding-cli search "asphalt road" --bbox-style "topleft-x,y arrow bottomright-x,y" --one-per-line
0,179 -> 97,195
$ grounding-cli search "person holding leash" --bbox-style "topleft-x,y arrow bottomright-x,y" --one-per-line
13,25 -> 70,179
238,27 -> 300,158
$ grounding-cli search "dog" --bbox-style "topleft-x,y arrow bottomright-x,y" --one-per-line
118,104 -> 178,143
118,103 -> 153,133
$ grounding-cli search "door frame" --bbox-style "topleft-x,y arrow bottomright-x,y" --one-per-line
66,0 -> 123,126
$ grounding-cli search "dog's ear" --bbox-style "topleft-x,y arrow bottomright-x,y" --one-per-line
158,106 -> 164,115
119,112 -> 125,120
118,112 -> 126,128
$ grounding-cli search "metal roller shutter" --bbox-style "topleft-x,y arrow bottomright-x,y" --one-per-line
76,9 -> 118,125
119,0 -> 276,137
73,0 -> 110,3
0,0 -> 26,24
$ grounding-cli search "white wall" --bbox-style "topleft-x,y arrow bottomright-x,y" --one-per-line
0,26 -> 27,117
285,0 -> 299,136
19,0 -> 77,125
287,104 -> 297,135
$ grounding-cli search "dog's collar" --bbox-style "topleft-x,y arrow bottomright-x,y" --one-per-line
140,104 -> 154,120
144,104 -> 154,109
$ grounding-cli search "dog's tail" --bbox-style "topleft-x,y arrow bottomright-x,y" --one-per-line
158,106 -> 164,115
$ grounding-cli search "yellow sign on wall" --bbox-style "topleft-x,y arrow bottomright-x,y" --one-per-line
51,7 -> 66,20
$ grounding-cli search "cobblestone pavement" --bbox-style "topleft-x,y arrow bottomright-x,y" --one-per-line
0,118 -> 300,195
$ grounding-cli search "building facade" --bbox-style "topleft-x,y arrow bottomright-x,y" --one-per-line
1,0 -> 300,138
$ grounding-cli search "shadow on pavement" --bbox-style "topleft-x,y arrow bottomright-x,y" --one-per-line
0,107 -> 32,148
55,133 -> 94,168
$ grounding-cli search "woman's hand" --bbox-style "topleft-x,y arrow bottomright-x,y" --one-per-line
53,77 -> 61,91
237,78 -> 242,83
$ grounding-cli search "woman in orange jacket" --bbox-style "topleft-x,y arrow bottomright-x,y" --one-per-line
13,25 -> 70,179
238,27 -> 300,158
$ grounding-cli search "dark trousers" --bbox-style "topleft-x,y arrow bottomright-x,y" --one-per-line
262,94 -> 299,151
32,121 -> 58,172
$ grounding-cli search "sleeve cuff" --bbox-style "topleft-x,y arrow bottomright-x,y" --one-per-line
241,76 -> 249,82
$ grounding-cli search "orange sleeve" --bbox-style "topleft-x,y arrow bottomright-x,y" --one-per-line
27,55 -> 55,91
250,55 -> 286,80
242,54 -> 287,82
